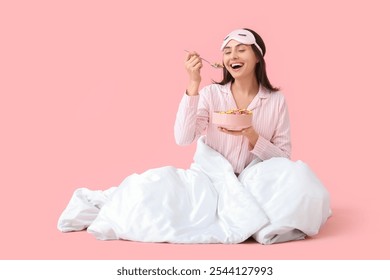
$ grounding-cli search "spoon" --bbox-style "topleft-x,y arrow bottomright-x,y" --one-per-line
184,50 -> 224,69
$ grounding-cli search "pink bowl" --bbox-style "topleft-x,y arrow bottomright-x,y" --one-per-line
212,111 -> 252,131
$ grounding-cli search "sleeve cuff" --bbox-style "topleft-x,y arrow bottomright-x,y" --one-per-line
251,137 -> 271,160
183,91 -> 200,107
251,136 -> 290,161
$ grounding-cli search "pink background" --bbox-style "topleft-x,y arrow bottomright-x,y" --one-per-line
1,0 -> 389,259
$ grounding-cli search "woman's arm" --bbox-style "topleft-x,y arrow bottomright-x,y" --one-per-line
251,95 -> 291,160
219,94 -> 291,159
174,51 -> 209,145
174,91 -> 209,146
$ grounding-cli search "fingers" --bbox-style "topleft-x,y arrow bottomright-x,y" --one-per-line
218,126 -> 259,149
185,51 -> 202,84
218,127 -> 244,135
218,126 -> 252,136
189,57 -> 203,70
185,51 -> 199,61
185,51 -> 203,70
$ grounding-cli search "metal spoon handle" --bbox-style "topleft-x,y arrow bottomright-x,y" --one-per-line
184,50 -> 223,68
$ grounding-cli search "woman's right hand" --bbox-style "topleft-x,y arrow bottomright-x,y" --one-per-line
184,51 -> 202,96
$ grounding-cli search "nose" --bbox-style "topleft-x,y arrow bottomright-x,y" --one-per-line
230,49 -> 239,59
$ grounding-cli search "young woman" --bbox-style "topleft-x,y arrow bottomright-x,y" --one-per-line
58,28 -> 330,244
175,28 -> 291,174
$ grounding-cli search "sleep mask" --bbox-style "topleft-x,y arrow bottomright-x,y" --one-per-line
220,29 -> 263,56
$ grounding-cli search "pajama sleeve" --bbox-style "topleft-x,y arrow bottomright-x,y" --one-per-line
251,94 -> 292,160
174,91 -> 209,146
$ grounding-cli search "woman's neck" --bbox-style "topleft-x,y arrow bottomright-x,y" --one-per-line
231,76 -> 259,97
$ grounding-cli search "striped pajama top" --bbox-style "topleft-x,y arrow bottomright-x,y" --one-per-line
174,82 -> 291,174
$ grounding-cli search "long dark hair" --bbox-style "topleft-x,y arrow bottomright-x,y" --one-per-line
216,28 -> 279,92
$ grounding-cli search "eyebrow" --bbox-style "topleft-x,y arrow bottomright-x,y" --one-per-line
223,43 -> 246,50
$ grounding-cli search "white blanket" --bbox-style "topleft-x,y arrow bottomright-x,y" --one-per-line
58,136 -> 331,244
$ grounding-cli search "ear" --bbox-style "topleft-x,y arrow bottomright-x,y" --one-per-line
254,52 -> 261,64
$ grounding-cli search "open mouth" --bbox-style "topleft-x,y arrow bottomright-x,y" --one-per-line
230,63 -> 243,70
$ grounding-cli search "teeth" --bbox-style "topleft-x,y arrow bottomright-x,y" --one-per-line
231,63 -> 243,69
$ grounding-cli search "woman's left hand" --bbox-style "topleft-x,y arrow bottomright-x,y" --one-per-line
218,126 -> 259,149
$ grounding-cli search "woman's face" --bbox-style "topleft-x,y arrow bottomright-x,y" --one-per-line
222,40 -> 259,80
